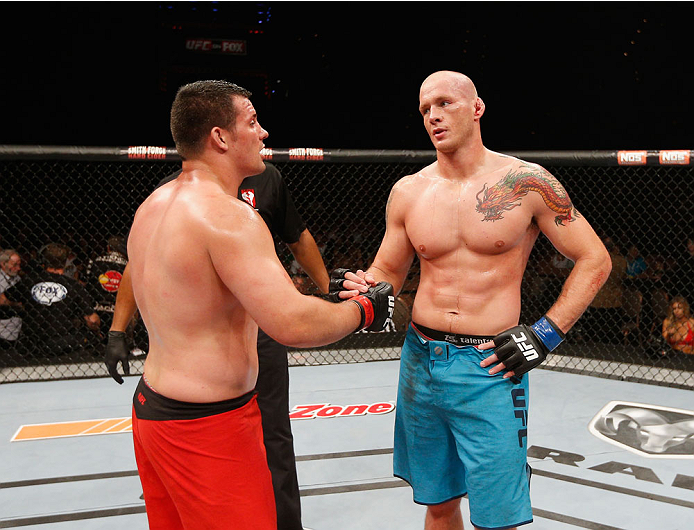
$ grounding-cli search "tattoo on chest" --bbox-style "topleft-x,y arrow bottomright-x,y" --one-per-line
475,165 -> 580,225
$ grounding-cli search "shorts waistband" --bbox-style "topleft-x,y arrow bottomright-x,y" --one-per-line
133,377 -> 255,421
411,322 -> 494,347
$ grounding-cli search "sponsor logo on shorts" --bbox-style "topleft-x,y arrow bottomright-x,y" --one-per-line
31,282 -> 68,305
512,388 -> 528,448
589,401 -> 694,458
443,335 -> 488,346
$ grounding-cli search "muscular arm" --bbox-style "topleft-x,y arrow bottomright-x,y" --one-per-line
209,205 -> 362,347
532,168 -> 611,333
286,229 -> 329,294
109,262 -> 137,332
366,179 -> 416,295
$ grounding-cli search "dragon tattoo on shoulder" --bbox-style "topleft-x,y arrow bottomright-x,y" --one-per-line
475,164 -> 580,225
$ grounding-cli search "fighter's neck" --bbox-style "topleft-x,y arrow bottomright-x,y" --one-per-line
180,159 -> 246,196
435,143 -> 492,181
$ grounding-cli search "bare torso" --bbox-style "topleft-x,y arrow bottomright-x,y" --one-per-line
128,175 -> 259,402
396,154 -> 542,335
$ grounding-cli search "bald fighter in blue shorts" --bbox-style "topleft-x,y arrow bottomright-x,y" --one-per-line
330,70 -> 610,529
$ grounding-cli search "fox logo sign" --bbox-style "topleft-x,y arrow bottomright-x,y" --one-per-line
511,331 -> 539,362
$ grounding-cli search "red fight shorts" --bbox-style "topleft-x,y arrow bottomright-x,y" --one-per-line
132,377 -> 276,530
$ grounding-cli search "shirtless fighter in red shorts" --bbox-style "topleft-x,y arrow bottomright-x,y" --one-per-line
127,80 -> 394,530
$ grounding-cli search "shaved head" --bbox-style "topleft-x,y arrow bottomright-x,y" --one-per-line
420,71 -> 478,100
418,70 -> 485,153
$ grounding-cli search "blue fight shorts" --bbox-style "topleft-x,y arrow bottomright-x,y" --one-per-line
393,323 -> 533,529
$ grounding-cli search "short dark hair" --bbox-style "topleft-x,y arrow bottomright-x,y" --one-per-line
42,243 -> 68,269
170,80 -> 252,160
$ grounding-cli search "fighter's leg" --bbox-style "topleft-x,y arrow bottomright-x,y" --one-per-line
425,498 -> 464,530
394,328 -> 467,503
131,407 -> 184,530
444,346 -> 531,530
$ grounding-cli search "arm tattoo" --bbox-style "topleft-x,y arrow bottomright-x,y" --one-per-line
475,164 -> 580,225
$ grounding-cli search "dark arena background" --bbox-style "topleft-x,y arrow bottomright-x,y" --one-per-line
1,146 -> 693,389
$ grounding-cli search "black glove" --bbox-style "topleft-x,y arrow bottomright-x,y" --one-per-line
105,331 -> 130,384
491,316 -> 565,377
328,268 -> 354,302
349,281 -> 395,332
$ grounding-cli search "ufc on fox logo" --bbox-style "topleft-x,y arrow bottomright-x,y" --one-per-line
511,332 -> 539,361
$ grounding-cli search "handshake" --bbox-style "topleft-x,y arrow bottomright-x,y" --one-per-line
328,268 -> 395,333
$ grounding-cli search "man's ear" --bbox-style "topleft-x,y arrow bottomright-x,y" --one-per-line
474,97 -> 485,120
211,127 -> 229,152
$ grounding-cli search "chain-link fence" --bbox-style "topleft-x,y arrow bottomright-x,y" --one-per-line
1,147 -> 693,388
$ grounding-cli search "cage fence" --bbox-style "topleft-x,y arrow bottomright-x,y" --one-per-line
1,146 -> 693,389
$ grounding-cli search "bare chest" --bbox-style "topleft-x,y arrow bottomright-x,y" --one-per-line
404,182 -> 535,260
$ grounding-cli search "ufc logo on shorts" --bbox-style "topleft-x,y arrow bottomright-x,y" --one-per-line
511,332 -> 539,361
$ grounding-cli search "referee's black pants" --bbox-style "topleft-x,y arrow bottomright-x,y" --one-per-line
256,328 -> 303,530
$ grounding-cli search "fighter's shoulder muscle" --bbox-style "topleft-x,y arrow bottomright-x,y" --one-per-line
498,154 -> 560,184
385,173 -> 419,223
499,156 -> 578,225
205,193 -> 266,239
491,154 -> 567,203
387,166 -> 435,208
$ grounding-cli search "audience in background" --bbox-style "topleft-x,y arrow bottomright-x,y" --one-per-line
85,236 -> 128,338
662,295 -> 694,355
585,235 -> 627,343
3,227 -> 694,364
4,243 -> 100,358
625,243 -> 648,280
0,249 -> 23,349
667,237 -> 694,305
